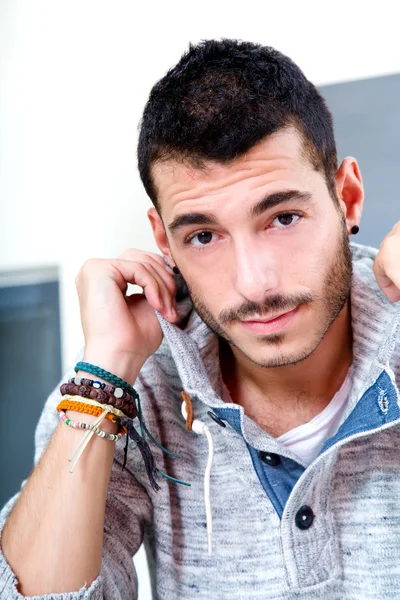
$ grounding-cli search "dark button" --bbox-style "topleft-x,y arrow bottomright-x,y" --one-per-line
207,411 -> 226,427
295,505 -> 314,530
258,451 -> 281,467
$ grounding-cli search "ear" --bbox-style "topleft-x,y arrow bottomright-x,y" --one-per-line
147,207 -> 174,262
335,157 -> 364,232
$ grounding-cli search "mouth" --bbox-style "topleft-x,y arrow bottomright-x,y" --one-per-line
240,306 -> 300,335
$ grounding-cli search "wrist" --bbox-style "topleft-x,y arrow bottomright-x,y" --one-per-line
81,349 -> 145,385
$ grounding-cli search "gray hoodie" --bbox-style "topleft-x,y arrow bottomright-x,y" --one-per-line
1,242 -> 400,599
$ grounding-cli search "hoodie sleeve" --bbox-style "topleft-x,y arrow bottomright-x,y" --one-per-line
0,348 -> 153,600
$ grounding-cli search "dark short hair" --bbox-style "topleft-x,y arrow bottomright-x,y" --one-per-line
137,39 -> 338,212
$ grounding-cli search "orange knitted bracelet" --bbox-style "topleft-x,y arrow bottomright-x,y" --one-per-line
56,400 -> 118,423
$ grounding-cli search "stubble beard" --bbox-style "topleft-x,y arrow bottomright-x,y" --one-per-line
183,214 -> 353,369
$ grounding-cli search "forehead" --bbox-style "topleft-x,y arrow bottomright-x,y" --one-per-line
152,127 -> 313,214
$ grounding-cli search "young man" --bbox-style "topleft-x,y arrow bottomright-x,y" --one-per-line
1,39 -> 400,599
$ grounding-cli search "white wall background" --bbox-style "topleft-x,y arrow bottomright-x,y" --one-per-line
1,1 -> 399,597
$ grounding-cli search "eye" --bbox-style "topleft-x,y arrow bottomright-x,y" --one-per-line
272,213 -> 301,228
185,231 -> 216,247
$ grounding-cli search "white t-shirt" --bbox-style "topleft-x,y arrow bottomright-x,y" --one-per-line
277,367 -> 353,465
222,367 -> 353,467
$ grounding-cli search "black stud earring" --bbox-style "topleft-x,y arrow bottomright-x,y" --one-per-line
351,225 -> 359,235
172,266 -> 180,274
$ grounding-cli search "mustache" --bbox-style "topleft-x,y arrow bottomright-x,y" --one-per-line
219,292 -> 315,324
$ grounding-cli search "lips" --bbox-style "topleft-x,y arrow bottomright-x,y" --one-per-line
240,306 -> 300,334
242,309 -> 296,324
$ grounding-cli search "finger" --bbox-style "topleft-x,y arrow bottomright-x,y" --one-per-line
108,259 -> 165,313
118,248 -> 169,270
373,247 -> 400,303
116,258 -> 176,319
142,262 -> 177,318
119,249 -> 177,298
386,220 -> 400,238
142,256 -> 177,297
379,263 -> 400,294
373,252 -> 392,285
381,284 -> 400,303
77,256 -> 179,323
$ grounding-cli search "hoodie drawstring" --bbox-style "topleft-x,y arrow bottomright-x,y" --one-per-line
181,391 -> 214,556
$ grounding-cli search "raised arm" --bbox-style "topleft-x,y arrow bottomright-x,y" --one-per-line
0,249 -> 178,598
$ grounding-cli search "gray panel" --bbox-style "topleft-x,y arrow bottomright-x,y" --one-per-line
0,280 -> 62,507
320,73 -> 400,248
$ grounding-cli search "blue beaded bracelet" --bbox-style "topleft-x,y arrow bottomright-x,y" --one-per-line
75,362 -> 139,398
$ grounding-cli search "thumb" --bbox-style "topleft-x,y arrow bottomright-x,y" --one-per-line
373,240 -> 400,303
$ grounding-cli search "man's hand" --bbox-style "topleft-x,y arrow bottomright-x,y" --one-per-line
75,248 -> 178,383
373,221 -> 400,303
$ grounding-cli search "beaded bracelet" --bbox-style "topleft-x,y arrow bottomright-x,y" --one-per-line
56,399 -> 119,422
59,410 -> 124,441
61,381 -> 136,412
59,395 -> 128,419
68,376 -> 136,403
60,383 -> 137,419
74,362 -> 139,397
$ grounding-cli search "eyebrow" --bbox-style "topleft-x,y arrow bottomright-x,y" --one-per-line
167,190 -> 312,235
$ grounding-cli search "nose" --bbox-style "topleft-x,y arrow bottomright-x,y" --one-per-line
233,238 -> 279,304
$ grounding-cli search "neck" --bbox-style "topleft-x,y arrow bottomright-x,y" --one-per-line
219,300 -> 353,436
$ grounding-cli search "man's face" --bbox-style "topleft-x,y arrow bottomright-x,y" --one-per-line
151,128 -> 353,368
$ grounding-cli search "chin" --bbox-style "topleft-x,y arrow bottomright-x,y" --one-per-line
235,333 -> 321,369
